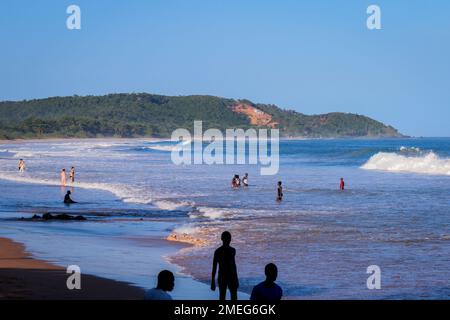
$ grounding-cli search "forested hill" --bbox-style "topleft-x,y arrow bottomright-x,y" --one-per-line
0,93 -> 403,139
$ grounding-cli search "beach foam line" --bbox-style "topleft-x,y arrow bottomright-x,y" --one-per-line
189,206 -> 237,220
153,200 -> 193,211
361,151 -> 450,176
0,172 -> 153,204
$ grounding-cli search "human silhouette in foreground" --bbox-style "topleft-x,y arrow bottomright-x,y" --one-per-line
277,181 -> 283,201
250,263 -> 283,301
144,270 -> 175,300
63,190 -> 77,204
211,231 -> 239,300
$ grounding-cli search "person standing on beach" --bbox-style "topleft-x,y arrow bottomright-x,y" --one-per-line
70,167 -> 75,183
340,177 -> 345,190
144,270 -> 175,300
250,263 -> 283,301
211,231 -> 239,300
18,159 -> 26,172
60,169 -> 67,186
277,181 -> 283,201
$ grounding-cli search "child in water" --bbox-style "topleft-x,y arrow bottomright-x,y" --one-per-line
60,169 -> 67,186
277,181 -> 283,201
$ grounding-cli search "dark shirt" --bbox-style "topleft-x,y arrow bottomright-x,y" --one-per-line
250,281 -> 283,301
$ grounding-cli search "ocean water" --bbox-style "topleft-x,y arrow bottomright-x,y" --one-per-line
0,138 -> 449,299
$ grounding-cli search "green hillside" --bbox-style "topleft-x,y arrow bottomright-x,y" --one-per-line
0,93 -> 403,139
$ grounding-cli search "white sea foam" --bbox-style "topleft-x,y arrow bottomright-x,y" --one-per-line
154,200 -> 192,211
190,206 -> 236,219
0,172 -> 152,204
361,151 -> 450,176
399,146 -> 421,153
143,141 -> 190,152
173,225 -> 200,235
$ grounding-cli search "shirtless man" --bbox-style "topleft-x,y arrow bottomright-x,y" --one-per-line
211,231 -> 239,300
277,181 -> 283,201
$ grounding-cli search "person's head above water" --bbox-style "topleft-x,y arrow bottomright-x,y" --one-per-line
221,231 -> 232,246
62,168 -> 65,171
265,263 -> 278,283
278,181 -> 282,186
156,270 -> 175,292
66,191 -> 71,195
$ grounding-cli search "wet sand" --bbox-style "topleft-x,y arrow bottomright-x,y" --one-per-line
0,237 -> 144,300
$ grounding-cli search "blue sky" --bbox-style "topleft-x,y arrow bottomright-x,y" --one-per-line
1,0 -> 449,136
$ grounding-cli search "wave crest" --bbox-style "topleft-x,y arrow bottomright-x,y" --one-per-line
361,151 -> 450,176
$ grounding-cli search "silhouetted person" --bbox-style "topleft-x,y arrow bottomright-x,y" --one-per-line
340,177 -> 345,190
64,190 -> 77,204
144,270 -> 175,300
211,231 -> 239,300
250,263 -> 283,301
277,181 -> 283,201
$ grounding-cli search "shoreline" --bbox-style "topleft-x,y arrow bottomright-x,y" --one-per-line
0,136 -> 417,145
0,237 -> 144,300
0,137 -> 170,145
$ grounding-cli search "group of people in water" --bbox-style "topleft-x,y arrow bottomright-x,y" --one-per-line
60,167 -> 75,186
17,158 -> 346,300
232,173 -> 344,202
145,231 -> 282,301
17,160 -> 77,204
231,173 -> 249,188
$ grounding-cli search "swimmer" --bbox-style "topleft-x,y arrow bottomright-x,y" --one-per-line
60,169 -> 67,186
242,173 -> 249,187
276,181 -> 283,201
18,159 -> 25,172
70,167 -> 75,183
231,174 -> 241,188
63,190 -> 77,204
340,177 -> 345,190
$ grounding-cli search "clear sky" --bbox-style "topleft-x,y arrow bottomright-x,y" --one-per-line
1,0 -> 449,136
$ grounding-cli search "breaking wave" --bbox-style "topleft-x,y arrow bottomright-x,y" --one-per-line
361,151 -> 450,176
0,172 -> 153,204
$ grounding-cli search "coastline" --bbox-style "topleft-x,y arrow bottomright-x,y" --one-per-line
0,137 -> 170,145
0,237 -> 144,300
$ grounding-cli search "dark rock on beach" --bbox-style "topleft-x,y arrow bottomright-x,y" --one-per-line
20,213 -> 87,221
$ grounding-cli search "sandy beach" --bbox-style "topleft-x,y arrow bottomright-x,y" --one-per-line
0,237 -> 144,300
